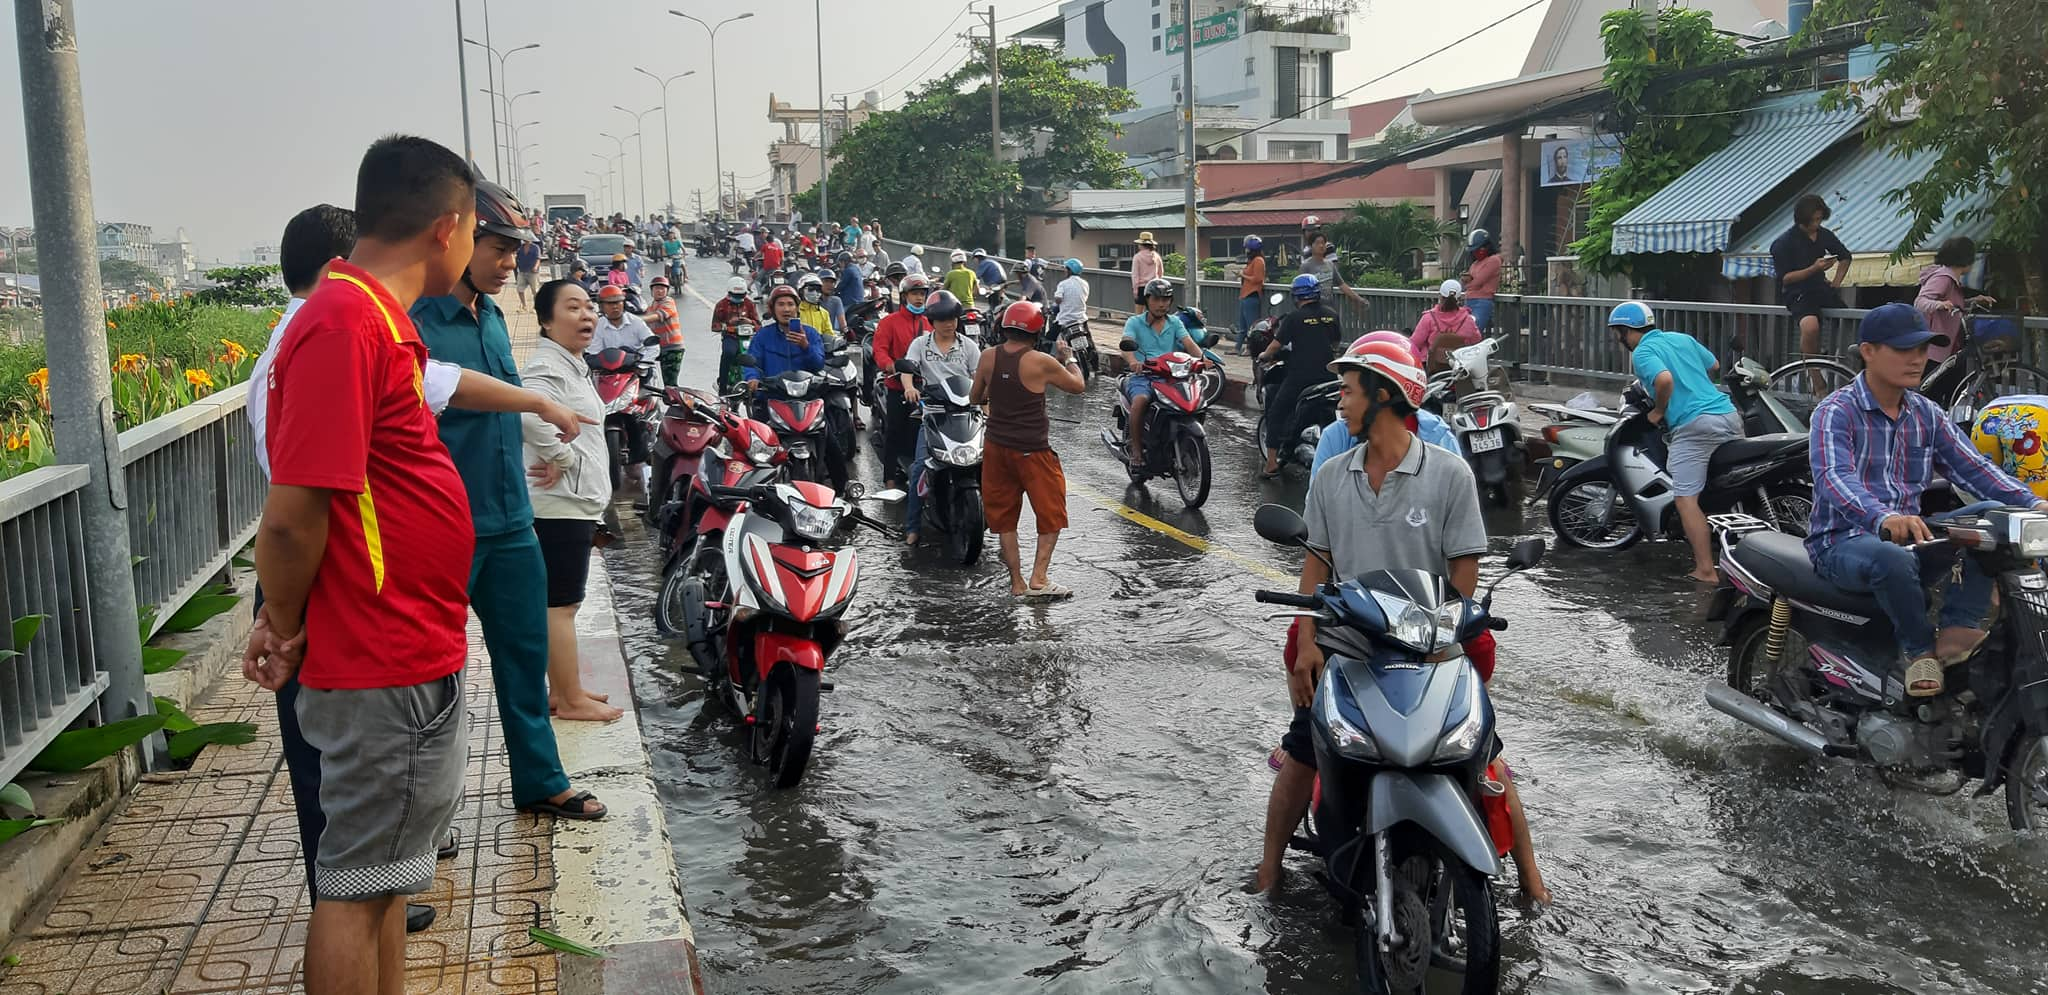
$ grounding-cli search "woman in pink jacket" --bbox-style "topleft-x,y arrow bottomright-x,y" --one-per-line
1408,279 -> 1480,372
1913,237 -> 1994,363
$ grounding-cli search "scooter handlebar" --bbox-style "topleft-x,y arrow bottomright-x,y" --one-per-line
1254,590 -> 1319,608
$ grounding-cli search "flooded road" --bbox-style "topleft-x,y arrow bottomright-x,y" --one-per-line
601,285 -> 2048,994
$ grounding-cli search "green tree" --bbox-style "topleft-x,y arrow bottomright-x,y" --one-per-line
193,265 -> 286,308
1568,7 -> 1764,290
1322,201 -> 1461,280
798,43 -> 1138,254
98,257 -> 164,291
1813,0 -> 2048,309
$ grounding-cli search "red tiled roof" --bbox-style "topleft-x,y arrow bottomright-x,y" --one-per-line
1199,209 -> 1334,228
1197,160 -> 1435,202
1346,95 -> 1413,141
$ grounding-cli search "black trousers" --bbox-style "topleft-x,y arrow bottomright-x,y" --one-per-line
880,391 -> 915,487
257,584 -> 328,902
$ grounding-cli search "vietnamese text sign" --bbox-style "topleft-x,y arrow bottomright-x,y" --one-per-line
1166,10 -> 1241,53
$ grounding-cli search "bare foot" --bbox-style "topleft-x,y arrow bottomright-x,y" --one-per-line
1518,876 -> 1552,909
1010,581 -> 1030,596
1254,862 -> 1282,893
905,532 -> 919,547
551,697 -> 624,722
1687,568 -> 1719,583
584,690 -> 610,704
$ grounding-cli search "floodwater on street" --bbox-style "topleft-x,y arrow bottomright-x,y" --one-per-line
600,281 -> 2048,994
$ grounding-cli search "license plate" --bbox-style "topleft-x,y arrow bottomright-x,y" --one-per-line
1468,429 -> 1504,453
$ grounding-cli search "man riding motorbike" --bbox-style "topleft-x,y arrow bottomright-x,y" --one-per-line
796,272 -> 841,348
1256,274 -> 1342,477
899,291 -> 981,546
1807,303 -> 2048,697
1012,259 -> 1046,305
1119,278 -> 1204,468
973,248 -> 1005,293
943,248 -> 979,306
746,284 -> 826,390
1610,301 -> 1741,583
590,284 -> 661,386
712,276 -> 758,391
872,276 -> 934,489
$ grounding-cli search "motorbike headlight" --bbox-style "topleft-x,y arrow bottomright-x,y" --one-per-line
942,441 -> 983,466
1370,593 -> 1464,654
1429,670 -> 1487,764
1314,673 -> 1379,761
2003,511 -> 2048,558
1166,360 -> 1191,379
1298,424 -> 1322,446
603,392 -> 633,415
747,439 -> 775,465
789,498 -> 839,542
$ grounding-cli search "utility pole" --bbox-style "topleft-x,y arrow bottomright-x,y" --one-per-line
815,0 -> 829,226
986,5 -> 1003,254
454,0 -> 472,161
1179,2 -> 1199,296
12,0 -> 150,733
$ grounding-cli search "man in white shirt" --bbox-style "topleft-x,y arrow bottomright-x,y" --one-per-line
859,224 -> 878,258
902,246 -> 926,278
736,227 -> 757,268
1053,258 -> 1089,328
588,283 -> 663,387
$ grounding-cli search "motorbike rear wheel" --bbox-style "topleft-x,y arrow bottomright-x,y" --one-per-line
606,426 -> 627,491
654,562 -> 690,638
950,486 -> 985,565
2003,735 -> 2048,831
1173,433 -> 1212,509
1752,483 -> 1815,537
1547,477 -> 1641,549
753,663 -> 820,790
1356,852 -> 1499,994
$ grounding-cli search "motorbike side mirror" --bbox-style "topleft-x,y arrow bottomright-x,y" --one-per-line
1252,503 -> 1310,547
894,357 -> 922,379
825,354 -> 853,368
642,335 -> 661,347
738,354 -> 759,369
863,487 -> 907,504
664,386 -> 687,404
1200,330 -> 1222,348
1504,537 -> 1546,571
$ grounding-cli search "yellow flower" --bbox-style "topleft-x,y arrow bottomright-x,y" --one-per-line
113,353 -> 147,374
220,339 -> 249,364
5,428 -> 22,452
106,320 -> 118,330
184,368 -> 215,390
26,368 -> 48,392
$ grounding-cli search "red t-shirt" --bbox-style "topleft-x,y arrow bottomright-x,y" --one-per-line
267,260 -> 475,690
762,241 -> 784,270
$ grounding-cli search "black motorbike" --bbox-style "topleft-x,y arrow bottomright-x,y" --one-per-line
817,344 -> 862,465
897,356 -> 987,565
1547,382 -> 1812,550
1254,503 -> 1544,994
1252,326 -> 1341,475
1706,501 -> 2048,831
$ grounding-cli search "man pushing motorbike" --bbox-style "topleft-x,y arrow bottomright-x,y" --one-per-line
1808,303 -> 2048,697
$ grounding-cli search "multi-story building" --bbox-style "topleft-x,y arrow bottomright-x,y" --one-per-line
152,228 -> 197,287
1014,0 -> 1355,178
95,222 -> 154,266
763,91 -> 881,225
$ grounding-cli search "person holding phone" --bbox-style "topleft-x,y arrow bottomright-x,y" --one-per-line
1770,194 -> 1851,372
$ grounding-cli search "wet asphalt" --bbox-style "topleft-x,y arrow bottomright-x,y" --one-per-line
593,277 -> 2048,995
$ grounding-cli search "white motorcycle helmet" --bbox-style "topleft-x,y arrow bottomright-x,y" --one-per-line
949,248 -> 968,264
798,272 -> 825,303
726,276 -> 747,296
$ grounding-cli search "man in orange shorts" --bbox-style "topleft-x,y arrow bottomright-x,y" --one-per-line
972,300 -> 1087,597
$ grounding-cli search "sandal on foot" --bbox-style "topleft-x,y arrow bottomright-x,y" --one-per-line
1024,584 -> 1073,600
1905,655 -> 1944,697
437,828 -> 460,861
520,790 -> 607,821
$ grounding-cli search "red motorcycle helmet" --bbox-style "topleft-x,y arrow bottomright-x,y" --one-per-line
1000,300 -> 1047,336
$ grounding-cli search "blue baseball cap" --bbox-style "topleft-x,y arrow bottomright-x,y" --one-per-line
1858,302 -> 1948,349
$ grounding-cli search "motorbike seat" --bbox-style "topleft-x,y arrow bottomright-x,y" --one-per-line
1729,531 -> 1882,618
1709,433 -> 1806,472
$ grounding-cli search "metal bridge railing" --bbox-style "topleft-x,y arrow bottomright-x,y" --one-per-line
1,380 -> 263,785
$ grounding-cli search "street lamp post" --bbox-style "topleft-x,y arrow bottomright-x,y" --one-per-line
598,132 -> 636,218
588,154 -> 613,214
669,10 -> 755,218
584,170 -> 607,215
612,105 -> 661,220
634,68 -> 696,219
461,38 -> 539,179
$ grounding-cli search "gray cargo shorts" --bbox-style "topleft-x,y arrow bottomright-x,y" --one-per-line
1667,409 -> 1744,498
295,671 -> 467,901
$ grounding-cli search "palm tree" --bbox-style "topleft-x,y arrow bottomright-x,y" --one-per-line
1324,201 -> 1461,280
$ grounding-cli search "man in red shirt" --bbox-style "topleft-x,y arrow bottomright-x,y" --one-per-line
871,273 -> 932,489
247,136 -> 479,995
761,234 -> 785,272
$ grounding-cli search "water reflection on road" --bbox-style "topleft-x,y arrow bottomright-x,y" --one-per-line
597,287 -> 2048,994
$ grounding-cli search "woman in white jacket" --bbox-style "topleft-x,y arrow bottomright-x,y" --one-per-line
521,279 -> 621,722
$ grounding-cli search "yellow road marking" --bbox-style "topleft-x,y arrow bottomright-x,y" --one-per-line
1065,480 -> 1294,583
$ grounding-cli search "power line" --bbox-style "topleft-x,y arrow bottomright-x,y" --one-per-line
834,1 -> 975,98
1124,0 -> 1549,171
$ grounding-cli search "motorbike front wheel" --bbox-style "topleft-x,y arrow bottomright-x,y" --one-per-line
605,426 -> 627,491
2006,736 -> 2048,831
1357,856 -> 1499,994
1548,477 -> 1641,550
950,485 -> 985,565
1173,433 -> 1212,509
753,663 -> 820,790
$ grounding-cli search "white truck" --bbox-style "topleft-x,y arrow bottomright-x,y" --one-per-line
542,193 -> 588,225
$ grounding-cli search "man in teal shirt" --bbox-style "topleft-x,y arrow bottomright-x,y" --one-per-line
412,179 -> 608,820
1117,278 -> 1205,467
1609,300 -> 1741,582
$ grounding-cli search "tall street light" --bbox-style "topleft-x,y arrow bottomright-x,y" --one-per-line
613,104 -> 661,220
584,170 -> 607,214
634,67 -> 696,219
599,132 -> 635,217
588,153 -> 613,213
670,10 -> 754,218
462,38 -> 539,179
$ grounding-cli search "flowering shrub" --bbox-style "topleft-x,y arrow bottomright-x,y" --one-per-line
0,299 -> 274,481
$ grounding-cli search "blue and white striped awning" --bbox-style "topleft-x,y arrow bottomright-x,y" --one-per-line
1611,91 -> 1866,255
1720,139 -> 1995,281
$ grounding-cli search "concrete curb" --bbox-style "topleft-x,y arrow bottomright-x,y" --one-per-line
550,550 -> 705,995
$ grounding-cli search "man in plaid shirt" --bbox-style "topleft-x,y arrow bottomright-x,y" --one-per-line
1807,304 -> 2047,697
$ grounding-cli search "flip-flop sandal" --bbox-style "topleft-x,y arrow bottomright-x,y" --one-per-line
1905,656 -> 1944,697
1024,584 -> 1074,600
520,790 -> 607,821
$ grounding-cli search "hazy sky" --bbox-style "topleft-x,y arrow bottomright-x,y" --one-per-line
0,0 -> 1543,262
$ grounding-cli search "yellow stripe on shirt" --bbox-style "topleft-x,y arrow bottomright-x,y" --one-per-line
356,481 -> 385,593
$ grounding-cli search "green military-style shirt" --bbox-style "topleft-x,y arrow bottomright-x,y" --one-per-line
411,292 -> 534,537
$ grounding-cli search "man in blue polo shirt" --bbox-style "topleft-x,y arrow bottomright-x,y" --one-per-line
1608,300 -> 1741,582
1118,278 -> 1204,468
411,178 -> 612,821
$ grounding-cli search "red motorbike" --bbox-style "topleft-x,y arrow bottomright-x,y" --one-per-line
665,476 -> 895,788
590,340 -> 664,491
650,390 -> 789,575
645,386 -> 733,529
1100,351 -> 1216,509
